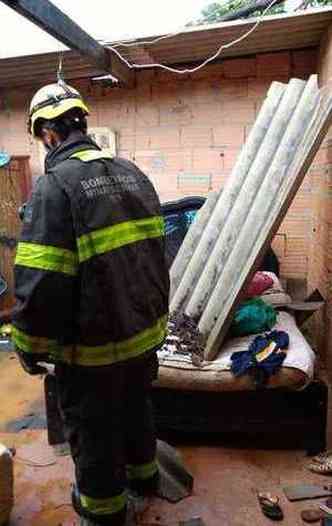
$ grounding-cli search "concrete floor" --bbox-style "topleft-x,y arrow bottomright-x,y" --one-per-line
1,352 -> 332,526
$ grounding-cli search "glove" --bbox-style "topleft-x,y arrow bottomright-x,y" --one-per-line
16,350 -> 49,375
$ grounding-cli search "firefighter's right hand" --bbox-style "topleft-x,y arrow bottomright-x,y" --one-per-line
16,350 -> 48,375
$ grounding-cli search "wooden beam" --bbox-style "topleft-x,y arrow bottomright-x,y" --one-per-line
0,0 -> 134,85
106,49 -> 135,88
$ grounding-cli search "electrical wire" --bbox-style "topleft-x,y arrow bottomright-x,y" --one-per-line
107,0 -> 281,74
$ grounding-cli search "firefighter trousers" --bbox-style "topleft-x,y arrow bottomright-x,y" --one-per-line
56,352 -> 159,525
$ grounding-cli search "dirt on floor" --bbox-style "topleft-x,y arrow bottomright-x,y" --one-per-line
1,352 -> 332,526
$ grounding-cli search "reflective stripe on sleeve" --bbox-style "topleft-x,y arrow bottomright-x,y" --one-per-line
15,242 -> 78,276
77,216 -> 165,263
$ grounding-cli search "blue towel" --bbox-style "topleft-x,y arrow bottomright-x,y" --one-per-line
0,152 -> 11,168
231,330 -> 289,386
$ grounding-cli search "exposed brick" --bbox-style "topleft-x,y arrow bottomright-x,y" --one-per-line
135,150 -> 192,174
213,125 -> 245,147
159,102 -> 193,126
135,104 -> 159,126
181,126 -> 213,148
136,69 -> 156,84
319,25 -> 332,87
135,82 -> 153,103
219,79 -> 248,99
248,75 -> 289,99
179,81 -> 223,105
132,150 -> 166,174
190,63 -> 223,81
129,127 -> 151,150
188,103 -> 224,124
292,49 -> 317,79
118,128 -> 136,151
151,84 -> 181,106
221,148 -> 242,171
192,148 -> 224,172
156,70 -> 191,84
150,127 -> 181,149
314,148 -> 328,164
257,52 -> 291,78
98,100 -> 136,128
220,99 -> 256,124
223,57 -> 256,79
165,150 -> 192,172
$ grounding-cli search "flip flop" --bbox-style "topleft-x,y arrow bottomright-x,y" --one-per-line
257,492 -> 284,521
312,451 -> 332,464
301,509 -> 325,523
307,460 -> 332,475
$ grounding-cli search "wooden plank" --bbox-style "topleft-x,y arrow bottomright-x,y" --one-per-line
0,0 -> 134,86
0,158 -> 30,312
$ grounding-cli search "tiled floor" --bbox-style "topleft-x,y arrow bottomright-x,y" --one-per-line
1,352 -> 332,526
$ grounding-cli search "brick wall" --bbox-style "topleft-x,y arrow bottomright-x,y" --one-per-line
0,48 -> 317,282
307,26 -> 332,363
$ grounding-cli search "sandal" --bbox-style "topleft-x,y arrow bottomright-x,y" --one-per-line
257,492 -> 284,521
301,509 -> 326,523
307,460 -> 332,475
312,451 -> 332,464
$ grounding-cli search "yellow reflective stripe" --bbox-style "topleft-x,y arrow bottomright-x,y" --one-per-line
11,326 -> 65,355
126,460 -> 158,481
70,149 -> 114,162
15,242 -> 78,276
80,491 -> 126,516
77,216 -> 165,263
61,315 -> 168,366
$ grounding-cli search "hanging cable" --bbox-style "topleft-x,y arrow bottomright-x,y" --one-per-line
107,0 -> 280,75
57,53 -> 64,83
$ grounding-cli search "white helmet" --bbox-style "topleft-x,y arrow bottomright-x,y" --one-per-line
28,82 -> 89,137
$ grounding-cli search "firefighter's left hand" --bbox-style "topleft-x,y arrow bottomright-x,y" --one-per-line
16,350 -> 48,375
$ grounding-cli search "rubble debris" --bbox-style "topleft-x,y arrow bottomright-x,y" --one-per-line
165,312 -> 205,366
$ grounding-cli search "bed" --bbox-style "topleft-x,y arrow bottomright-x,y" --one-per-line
152,199 -> 327,454
157,273 -> 314,392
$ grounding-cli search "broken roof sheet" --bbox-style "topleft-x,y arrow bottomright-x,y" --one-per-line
170,75 -> 332,360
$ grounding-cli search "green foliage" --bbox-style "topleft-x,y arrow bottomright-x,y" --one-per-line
190,0 -> 330,26
304,0 -> 332,5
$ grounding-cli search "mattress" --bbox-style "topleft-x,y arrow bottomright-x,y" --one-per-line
157,276 -> 316,392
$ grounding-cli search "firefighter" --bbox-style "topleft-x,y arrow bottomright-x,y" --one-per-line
12,81 -> 170,526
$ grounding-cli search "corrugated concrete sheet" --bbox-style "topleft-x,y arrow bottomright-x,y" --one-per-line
170,75 -> 332,360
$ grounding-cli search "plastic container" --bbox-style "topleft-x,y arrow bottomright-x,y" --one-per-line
0,444 -> 13,525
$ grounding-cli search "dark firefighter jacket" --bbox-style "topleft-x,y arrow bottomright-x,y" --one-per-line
12,132 -> 169,367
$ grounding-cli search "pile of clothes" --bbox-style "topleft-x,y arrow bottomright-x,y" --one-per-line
229,271 -> 290,387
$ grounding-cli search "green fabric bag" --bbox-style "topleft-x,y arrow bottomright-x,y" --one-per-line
230,297 -> 277,337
